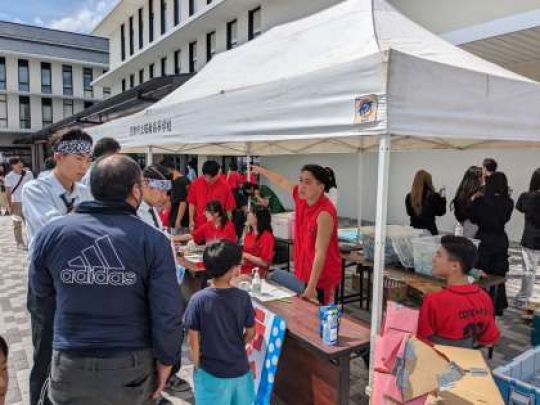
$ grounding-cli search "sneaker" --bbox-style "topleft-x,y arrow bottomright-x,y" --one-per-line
164,374 -> 191,395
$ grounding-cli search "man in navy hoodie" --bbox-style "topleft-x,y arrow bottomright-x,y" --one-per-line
28,154 -> 183,405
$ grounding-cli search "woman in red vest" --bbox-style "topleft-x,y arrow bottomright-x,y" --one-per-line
252,164 -> 341,304
242,206 -> 275,278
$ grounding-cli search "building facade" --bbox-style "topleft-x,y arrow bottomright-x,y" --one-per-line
0,21 -> 108,167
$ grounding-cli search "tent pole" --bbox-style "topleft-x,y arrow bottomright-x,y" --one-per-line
357,151 -> 364,233
146,146 -> 153,166
367,134 -> 392,395
246,153 -> 252,211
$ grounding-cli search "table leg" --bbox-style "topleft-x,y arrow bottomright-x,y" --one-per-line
359,264 -> 364,310
337,356 -> 351,405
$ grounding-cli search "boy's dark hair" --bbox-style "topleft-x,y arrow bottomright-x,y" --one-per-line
93,137 -> 121,159
49,127 -> 93,150
43,157 -> 56,171
440,235 -> 478,275
8,157 -> 21,166
482,158 -> 498,174
202,160 -> 220,177
485,171 -> 509,196
0,335 -> 8,358
203,240 -> 242,278
91,155 -> 142,202
143,164 -> 169,180
529,168 -> 540,192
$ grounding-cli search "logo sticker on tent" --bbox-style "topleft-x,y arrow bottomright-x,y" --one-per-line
354,95 -> 378,124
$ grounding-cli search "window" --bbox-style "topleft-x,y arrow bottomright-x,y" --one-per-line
248,7 -> 262,40
18,60 -> 29,92
83,68 -> 93,98
206,31 -> 216,62
40,62 -> 52,94
189,0 -> 195,16
149,63 -> 155,79
161,57 -> 167,76
62,65 -> 73,95
41,98 -> 53,127
174,0 -> 180,25
122,79 -> 126,92
207,0 -> 212,3
103,87 -> 111,98
121,24 -> 126,61
0,94 -> 7,128
149,0 -> 154,43
227,19 -> 238,50
19,96 -> 31,129
189,41 -> 197,73
138,8 -> 144,49
139,68 -> 144,84
160,0 -> 167,35
84,101 -> 94,109
63,99 -> 74,118
174,50 -> 181,74
0,57 -> 5,91
129,16 -> 134,55
130,74 -> 135,88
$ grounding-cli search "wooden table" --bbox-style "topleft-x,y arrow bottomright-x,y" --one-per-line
264,297 -> 370,405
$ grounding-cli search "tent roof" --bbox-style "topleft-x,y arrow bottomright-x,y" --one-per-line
88,0 -> 540,155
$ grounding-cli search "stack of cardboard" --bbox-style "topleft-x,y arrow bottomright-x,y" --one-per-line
373,302 -> 503,404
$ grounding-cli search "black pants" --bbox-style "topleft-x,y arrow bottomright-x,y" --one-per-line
28,293 -> 54,405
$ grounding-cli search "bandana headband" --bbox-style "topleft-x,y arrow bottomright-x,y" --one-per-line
53,140 -> 92,155
145,178 -> 172,191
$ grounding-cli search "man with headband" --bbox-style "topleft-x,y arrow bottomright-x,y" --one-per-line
22,127 -> 93,405
138,165 -> 172,231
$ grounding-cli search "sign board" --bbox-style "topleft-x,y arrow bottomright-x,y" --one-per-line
354,95 -> 378,124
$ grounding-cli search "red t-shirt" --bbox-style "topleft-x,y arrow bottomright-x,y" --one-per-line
187,176 -> 236,229
192,220 -> 238,245
226,171 -> 242,190
417,284 -> 500,346
293,186 -> 342,290
242,230 -> 275,276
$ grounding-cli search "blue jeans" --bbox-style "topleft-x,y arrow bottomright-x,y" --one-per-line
194,368 -> 255,405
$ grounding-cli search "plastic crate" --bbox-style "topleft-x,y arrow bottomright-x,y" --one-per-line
412,235 -> 479,277
361,225 -> 424,267
271,212 -> 295,240
494,346 -> 540,405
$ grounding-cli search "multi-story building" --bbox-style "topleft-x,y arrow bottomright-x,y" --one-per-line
0,21 -> 108,167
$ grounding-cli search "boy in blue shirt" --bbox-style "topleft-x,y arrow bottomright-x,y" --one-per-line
184,241 -> 256,405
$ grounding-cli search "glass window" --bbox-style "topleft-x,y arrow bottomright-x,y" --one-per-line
130,74 -> 135,88
0,94 -> 7,128
19,96 -> 31,129
83,68 -> 93,98
206,31 -> 216,62
41,62 -> 52,94
103,87 -> 111,98
149,63 -> 155,79
121,23 -> 126,61
139,68 -> 144,84
149,0 -> 154,43
138,8 -> 144,49
189,0 -> 195,16
0,57 -> 6,91
189,41 -> 197,73
161,57 -> 167,76
207,0 -> 213,3
129,16 -> 134,56
249,7 -> 262,40
62,65 -> 73,96
84,101 -> 94,109
122,79 -> 126,92
174,50 -> 181,74
160,0 -> 167,35
227,19 -> 238,50
63,99 -> 74,118
41,98 -> 53,127
174,0 -> 180,25
18,60 -> 29,92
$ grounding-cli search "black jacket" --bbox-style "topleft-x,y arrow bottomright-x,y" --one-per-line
405,191 -> 447,235
516,191 -> 540,250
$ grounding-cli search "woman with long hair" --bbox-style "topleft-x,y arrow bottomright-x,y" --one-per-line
451,166 -> 483,238
405,170 -> 447,235
469,171 -> 514,316
175,200 -> 237,244
242,206 -> 275,278
515,168 -> 540,308
252,164 -> 341,304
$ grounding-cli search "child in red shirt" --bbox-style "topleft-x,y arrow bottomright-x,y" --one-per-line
242,206 -> 275,277
175,200 -> 237,245
417,235 -> 500,347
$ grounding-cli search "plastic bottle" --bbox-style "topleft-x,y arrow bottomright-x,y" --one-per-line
251,268 -> 262,295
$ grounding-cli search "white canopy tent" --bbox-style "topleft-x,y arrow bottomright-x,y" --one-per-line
88,0 -> 540,392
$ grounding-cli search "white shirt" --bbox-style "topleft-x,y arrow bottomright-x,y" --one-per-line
5,170 -> 34,202
137,200 -> 164,230
22,171 -> 93,249
38,170 -> 52,179
80,162 -> 94,189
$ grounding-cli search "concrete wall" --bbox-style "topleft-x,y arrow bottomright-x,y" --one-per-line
261,148 -> 540,242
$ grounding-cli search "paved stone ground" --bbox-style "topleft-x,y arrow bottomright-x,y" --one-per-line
0,215 -> 532,404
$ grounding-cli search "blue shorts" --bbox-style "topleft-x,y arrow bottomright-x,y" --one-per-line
194,368 -> 255,405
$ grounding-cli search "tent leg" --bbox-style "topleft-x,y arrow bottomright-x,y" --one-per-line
367,134 -> 392,395
246,154 -> 252,211
146,146 -> 153,166
357,151 -> 364,232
